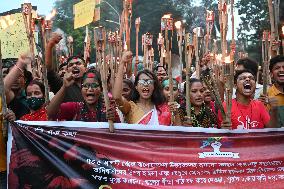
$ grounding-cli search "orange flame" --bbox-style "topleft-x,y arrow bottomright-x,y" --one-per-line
46,9 -> 57,20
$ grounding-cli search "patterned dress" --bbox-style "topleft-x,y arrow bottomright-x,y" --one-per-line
190,104 -> 218,128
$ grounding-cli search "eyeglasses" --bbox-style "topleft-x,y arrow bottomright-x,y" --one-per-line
137,79 -> 154,86
82,83 -> 100,89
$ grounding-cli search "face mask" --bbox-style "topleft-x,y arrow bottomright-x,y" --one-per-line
26,97 -> 45,111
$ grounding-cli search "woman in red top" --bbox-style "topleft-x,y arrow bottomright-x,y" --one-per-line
47,69 -> 118,122
220,69 -> 278,129
20,80 -> 48,121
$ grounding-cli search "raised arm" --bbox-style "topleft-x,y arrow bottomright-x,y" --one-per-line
4,54 -> 31,104
46,72 -> 74,119
112,51 -> 132,113
45,33 -> 62,71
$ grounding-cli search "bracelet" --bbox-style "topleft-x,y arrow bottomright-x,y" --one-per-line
15,64 -> 24,74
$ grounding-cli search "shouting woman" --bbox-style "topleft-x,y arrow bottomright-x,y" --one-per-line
112,51 -> 180,126
47,69 -> 119,122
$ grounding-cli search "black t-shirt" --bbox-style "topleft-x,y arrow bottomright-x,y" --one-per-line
47,70 -> 84,102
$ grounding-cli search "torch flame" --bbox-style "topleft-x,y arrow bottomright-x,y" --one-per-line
216,54 -> 222,63
282,25 -> 284,35
224,55 -> 233,63
174,21 -> 182,29
162,14 -> 172,19
46,9 -> 57,20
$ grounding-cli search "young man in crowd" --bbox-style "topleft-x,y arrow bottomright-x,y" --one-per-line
45,33 -> 85,102
220,69 -> 278,129
266,55 -> 284,127
234,58 -> 263,99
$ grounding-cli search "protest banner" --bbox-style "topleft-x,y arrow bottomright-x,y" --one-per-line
0,8 -> 36,59
8,121 -> 284,188
73,0 -> 100,29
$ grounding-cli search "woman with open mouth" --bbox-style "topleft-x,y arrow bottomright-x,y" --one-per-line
112,51 -> 181,126
47,69 -> 119,122
183,78 -> 218,128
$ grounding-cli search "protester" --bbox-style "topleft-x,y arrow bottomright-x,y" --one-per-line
4,54 -> 33,119
45,33 -> 85,102
113,51 -> 180,125
183,78 -> 218,128
20,80 -> 47,121
154,65 -> 167,83
220,70 -> 278,129
47,69 -> 119,122
234,58 -> 263,99
122,79 -> 135,101
203,82 -> 218,116
265,55 -> 284,127
161,77 -> 185,124
161,77 -> 179,101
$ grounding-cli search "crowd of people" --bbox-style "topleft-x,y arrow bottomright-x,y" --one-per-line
0,32 -> 284,187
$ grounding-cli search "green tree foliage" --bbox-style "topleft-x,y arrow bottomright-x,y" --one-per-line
52,0 -> 184,61
130,0 -> 183,58
237,0 -> 270,44
53,0 -> 84,55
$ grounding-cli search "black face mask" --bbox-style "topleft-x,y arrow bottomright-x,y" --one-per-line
26,97 -> 45,111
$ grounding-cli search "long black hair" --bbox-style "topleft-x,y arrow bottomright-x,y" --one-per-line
132,69 -> 166,106
183,78 -> 203,95
123,78 -> 135,101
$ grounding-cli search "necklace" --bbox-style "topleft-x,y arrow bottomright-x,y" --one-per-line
235,100 -> 253,129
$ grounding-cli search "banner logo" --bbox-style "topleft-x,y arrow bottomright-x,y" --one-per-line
199,137 -> 239,159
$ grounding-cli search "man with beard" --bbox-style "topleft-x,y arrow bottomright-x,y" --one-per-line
46,33 -> 85,102
220,70 -> 278,129
266,55 -> 284,127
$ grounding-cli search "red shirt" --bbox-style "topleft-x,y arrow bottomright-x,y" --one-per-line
20,107 -> 48,121
53,101 -> 120,122
218,99 -> 270,129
